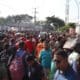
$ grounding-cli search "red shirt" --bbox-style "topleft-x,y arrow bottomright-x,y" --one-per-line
25,39 -> 34,54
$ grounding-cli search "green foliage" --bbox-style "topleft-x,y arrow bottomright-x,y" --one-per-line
0,18 -> 6,25
59,23 -> 76,32
46,16 -> 65,28
68,23 -> 76,28
0,14 -> 33,26
59,25 -> 70,32
39,16 -> 65,31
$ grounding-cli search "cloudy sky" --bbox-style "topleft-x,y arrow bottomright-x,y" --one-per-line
0,0 -> 80,22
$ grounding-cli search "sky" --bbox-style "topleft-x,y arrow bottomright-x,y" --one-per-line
0,0 -> 80,22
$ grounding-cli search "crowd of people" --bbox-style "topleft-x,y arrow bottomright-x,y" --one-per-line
0,31 -> 80,80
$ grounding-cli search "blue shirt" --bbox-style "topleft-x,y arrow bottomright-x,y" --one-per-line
54,66 -> 77,80
40,48 -> 52,69
16,48 -> 26,57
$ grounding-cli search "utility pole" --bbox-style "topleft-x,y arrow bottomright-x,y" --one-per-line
34,8 -> 37,25
65,0 -> 69,24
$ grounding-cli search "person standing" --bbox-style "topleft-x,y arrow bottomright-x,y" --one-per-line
24,55 -> 46,80
9,41 -> 28,80
39,41 -> 52,80
53,49 -> 78,80
36,38 -> 44,61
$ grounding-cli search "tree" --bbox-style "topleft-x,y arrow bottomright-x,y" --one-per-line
59,23 -> 76,32
0,14 -> 33,26
68,23 -> 76,28
45,16 -> 65,30
0,18 -> 5,25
